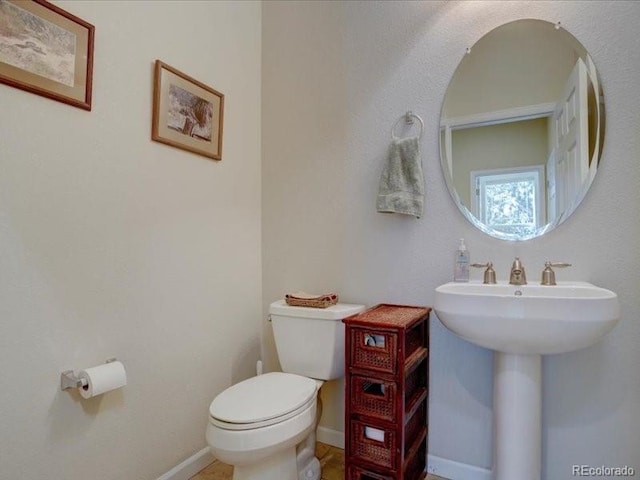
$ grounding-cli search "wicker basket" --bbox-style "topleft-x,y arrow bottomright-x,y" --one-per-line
284,292 -> 338,308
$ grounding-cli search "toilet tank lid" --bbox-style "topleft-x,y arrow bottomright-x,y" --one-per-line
269,300 -> 365,320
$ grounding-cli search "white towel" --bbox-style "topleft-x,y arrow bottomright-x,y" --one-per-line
376,136 -> 424,218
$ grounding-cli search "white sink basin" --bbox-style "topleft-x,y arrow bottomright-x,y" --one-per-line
434,281 -> 620,355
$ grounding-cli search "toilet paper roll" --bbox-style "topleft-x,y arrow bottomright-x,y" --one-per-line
78,361 -> 127,399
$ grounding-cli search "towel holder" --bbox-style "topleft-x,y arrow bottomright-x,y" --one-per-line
391,111 -> 424,140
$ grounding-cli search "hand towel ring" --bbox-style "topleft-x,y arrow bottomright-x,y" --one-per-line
391,111 -> 424,141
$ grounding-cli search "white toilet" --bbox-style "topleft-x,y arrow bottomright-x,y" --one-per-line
206,299 -> 365,480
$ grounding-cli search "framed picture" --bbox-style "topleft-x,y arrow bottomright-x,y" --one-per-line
152,60 -> 224,161
0,0 -> 94,110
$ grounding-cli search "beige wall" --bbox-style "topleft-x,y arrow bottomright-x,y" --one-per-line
0,1 -> 261,479
262,1 -> 349,433
262,1 -> 640,477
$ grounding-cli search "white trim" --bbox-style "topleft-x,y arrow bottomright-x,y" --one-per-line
156,447 -> 214,480
427,454 -> 492,480
316,426 -> 344,449
443,102 -> 556,130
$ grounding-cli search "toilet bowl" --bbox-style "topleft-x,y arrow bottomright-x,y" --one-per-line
207,372 -> 321,480
206,300 -> 366,480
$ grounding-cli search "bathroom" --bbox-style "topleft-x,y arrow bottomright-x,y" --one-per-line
0,1 -> 638,479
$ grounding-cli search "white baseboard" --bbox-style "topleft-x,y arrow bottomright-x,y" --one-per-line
427,454 -> 492,480
156,446 -> 214,480
316,426 -> 344,449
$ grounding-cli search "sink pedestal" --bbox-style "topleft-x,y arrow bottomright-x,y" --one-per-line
494,353 -> 541,480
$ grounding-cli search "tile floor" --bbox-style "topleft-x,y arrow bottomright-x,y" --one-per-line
190,442 -> 447,480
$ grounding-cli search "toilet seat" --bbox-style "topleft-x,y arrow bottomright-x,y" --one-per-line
209,372 -> 318,431
210,394 -> 316,430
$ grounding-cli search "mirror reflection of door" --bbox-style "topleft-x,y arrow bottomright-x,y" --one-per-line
550,57 -> 589,220
440,20 -> 604,241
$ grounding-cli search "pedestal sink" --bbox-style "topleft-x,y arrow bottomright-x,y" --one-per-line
433,281 -> 620,480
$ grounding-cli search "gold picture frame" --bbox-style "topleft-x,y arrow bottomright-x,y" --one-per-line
152,60 -> 224,161
0,0 -> 94,110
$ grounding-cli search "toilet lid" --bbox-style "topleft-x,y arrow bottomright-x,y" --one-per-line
209,372 -> 318,426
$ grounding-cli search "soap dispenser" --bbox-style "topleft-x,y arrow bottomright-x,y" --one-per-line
454,238 -> 470,282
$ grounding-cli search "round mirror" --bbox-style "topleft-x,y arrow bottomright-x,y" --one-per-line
440,19 -> 605,241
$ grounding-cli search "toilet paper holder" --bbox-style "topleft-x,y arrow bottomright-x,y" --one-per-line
60,358 -> 117,391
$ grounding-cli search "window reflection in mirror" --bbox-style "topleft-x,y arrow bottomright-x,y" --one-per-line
440,19 -> 605,241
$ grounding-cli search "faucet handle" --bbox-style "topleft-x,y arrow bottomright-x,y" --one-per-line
541,261 -> 572,286
471,261 -> 497,284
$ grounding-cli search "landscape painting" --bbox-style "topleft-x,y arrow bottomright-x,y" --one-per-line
0,0 -> 94,110
152,60 -> 224,161
0,0 -> 76,85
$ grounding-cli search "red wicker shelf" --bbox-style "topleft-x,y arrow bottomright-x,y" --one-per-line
344,304 -> 430,480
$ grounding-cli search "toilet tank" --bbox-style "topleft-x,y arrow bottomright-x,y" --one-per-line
269,300 -> 365,380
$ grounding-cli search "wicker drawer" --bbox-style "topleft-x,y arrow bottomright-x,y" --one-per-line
347,465 -> 394,480
350,419 -> 398,470
350,328 -> 398,374
349,374 -> 397,422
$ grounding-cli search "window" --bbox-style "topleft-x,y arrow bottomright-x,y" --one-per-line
470,166 -> 545,237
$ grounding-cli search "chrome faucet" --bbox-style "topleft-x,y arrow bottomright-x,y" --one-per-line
509,257 -> 527,285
